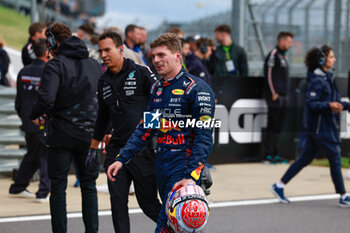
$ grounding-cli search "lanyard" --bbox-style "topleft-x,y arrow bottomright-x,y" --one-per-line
222,44 -> 232,60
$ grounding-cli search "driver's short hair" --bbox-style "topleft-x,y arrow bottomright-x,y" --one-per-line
150,33 -> 181,53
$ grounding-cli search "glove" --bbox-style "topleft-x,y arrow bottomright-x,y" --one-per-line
85,148 -> 97,170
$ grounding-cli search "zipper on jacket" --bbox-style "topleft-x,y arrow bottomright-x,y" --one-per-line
333,117 -> 339,131
316,115 -> 321,134
331,75 -> 340,131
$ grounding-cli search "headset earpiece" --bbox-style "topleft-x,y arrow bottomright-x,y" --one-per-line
200,42 -> 208,54
318,48 -> 326,67
46,25 -> 58,50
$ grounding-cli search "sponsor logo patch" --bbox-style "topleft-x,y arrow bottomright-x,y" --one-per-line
199,115 -> 212,121
172,89 -> 184,95
198,96 -> 211,101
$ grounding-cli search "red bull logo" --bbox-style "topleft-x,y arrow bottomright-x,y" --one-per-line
157,134 -> 186,145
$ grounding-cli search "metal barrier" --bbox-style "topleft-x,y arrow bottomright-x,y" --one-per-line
0,86 -> 25,173
148,0 -> 350,78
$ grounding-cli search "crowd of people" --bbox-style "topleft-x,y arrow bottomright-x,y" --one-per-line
3,19 -> 350,233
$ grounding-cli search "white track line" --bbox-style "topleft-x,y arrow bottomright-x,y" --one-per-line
209,194 -> 339,208
0,194 -> 339,223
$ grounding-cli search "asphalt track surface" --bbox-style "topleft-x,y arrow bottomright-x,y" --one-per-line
0,197 -> 349,233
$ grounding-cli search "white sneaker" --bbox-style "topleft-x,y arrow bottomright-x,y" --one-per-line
10,190 -> 35,198
96,184 -> 109,193
35,196 -> 49,203
129,182 -> 135,195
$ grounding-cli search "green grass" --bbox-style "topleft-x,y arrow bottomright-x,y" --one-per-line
0,6 -> 30,49
311,157 -> 350,168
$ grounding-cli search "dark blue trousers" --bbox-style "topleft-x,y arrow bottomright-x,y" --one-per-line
281,136 -> 346,194
9,132 -> 50,198
154,170 -> 184,233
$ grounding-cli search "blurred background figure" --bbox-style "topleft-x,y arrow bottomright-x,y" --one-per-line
167,26 -> 184,39
124,24 -> 146,65
10,39 -> 51,203
215,24 -> 248,78
21,22 -> 46,66
138,27 -> 151,66
186,36 -> 197,53
76,23 -> 100,61
185,37 -> 212,87
202,38 -> 217,76
181,38 -> 191,57
181,38 -> 191,70
264,31 -> 294,164
0,36 -> 11,86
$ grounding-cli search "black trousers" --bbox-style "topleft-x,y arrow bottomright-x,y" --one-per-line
265,96 -> 287,157
48,137 -> 99,233
105,147 -> 161,233
9,132 -> 50,198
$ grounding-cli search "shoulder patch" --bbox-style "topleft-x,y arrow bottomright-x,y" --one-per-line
151,79 -> 163,95
184,77 -> 196,94
145,65 -> 152,74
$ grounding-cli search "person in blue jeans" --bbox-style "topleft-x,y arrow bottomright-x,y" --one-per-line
270,45 -> 350,207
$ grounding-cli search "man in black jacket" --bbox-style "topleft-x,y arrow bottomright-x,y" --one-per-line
30,23 -> 102,233
264,31 -> 293,163
21,22 -> 47,66
87,31 -> 161,233
10,39 -> 50,202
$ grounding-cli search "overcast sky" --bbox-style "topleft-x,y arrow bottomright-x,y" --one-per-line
96,0 -> 232,30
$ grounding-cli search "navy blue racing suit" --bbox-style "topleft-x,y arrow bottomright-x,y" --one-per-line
116,68 -> 215,232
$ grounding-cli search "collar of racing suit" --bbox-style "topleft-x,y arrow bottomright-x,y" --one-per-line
161,67 -> 187,87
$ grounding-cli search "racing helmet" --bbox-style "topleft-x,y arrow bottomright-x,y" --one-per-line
166,182 -> 210,233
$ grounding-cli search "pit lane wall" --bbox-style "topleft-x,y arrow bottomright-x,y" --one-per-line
210,76 -> 350,164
